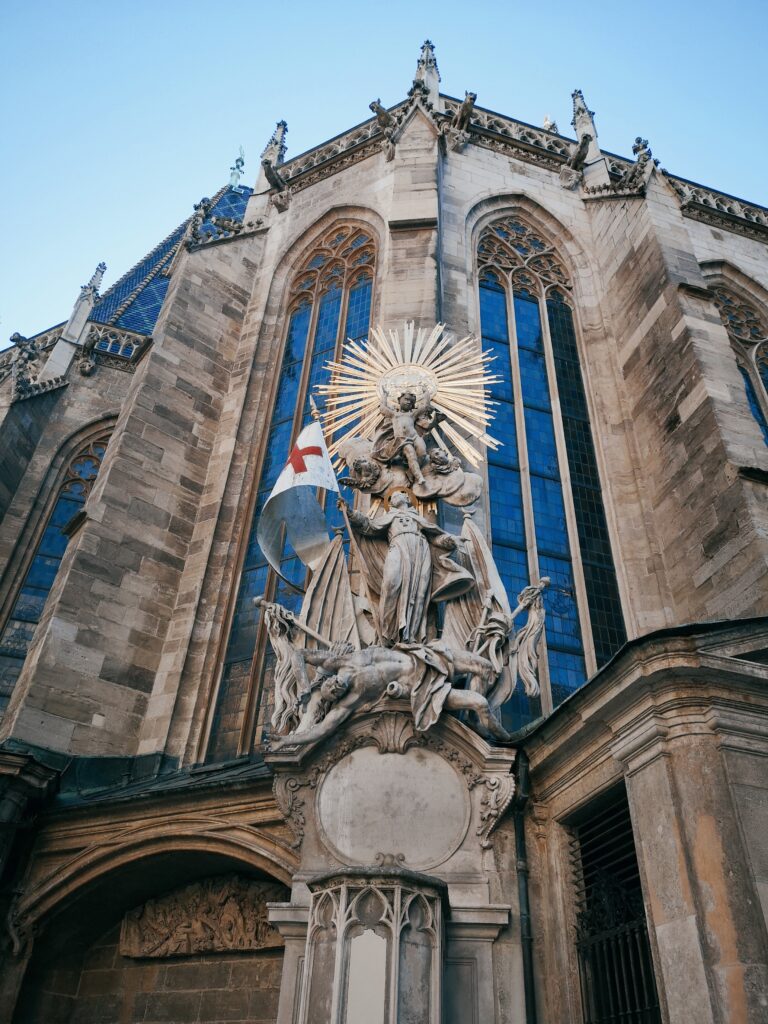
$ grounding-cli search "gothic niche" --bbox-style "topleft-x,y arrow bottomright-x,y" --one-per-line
120,875 -> 288,958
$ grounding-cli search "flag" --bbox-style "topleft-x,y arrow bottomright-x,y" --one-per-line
256,421 -> 339,579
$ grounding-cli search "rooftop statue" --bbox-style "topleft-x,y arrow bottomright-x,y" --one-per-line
256,322 -> 548,751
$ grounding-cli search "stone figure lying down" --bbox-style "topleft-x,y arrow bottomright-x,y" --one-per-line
268,639 -> 513,749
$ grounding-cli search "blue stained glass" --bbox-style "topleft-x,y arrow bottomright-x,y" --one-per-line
491,542 -> 529,601
209,245 -> 373,761
344,280 -> 372,342
0,439 -> 110,711
303,288 -> 342,423
740,366 -> 768,445
479,287 -> 509,343
538,555 -> 582,652
547,297 -> 626,667
285,304 -> 312,363
489,402 -> 518,467
517,346 -> 551,411
488,470 -> 525,546
758,354 -> 768,396
524,409 -> 560,479
529,476 -> 571,559
548,648 -> 587,704
514,294 -> 544,352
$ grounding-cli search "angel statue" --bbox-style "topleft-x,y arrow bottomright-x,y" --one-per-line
372,390 -> 444,486
343,491 -> 474,647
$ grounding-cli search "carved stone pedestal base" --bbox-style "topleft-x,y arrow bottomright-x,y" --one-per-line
266,710 -> 524,1024
277,867 -> 445,1024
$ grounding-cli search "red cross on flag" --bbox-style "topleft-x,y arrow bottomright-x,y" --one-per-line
256,421 -> 339,580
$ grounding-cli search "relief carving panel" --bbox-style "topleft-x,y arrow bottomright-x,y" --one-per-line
120,875 -> 288,958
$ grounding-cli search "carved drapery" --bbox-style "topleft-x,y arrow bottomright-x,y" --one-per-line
712,285 -> 768,444
120,875 -> 289,957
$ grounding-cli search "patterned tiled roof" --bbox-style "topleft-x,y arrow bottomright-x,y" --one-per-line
89,186 -> 253,336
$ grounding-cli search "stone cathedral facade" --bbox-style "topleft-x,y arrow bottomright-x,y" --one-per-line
0,41 -> 767,1024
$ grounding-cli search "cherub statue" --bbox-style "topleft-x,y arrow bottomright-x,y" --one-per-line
372,390 -> 444,486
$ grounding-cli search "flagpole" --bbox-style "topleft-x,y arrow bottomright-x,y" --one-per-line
253,597 -> 332,648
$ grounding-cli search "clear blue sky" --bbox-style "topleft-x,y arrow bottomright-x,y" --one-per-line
1,0 -> 766,346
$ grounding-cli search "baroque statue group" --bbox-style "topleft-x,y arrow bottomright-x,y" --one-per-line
258,323 -> 549,751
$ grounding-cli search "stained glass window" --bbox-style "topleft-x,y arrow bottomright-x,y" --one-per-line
478,217 -> 626,730
0,435 -> 111,715
206,226 -> 375,761
712,287 -> 768,446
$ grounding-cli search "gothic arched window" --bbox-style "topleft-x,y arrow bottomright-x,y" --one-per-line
477,216 -> 626,729
0,434 -> 111,714
712,286 -> 768,445
206,225 -> 376,761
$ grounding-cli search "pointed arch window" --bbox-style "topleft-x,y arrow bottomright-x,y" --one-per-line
712,286 -> 768,445
206,225 -> 376,761
477,216 -> 626,729
0,434 -> 111,714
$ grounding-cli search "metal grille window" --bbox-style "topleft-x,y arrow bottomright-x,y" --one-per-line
569,787 -> 660,1024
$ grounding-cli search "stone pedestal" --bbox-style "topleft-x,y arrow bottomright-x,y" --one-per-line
266,707 -> 523,1023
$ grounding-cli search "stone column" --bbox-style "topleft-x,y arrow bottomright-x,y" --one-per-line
614,718 -> 768,1023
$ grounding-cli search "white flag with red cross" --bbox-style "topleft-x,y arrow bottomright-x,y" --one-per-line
257,421 -> 339,580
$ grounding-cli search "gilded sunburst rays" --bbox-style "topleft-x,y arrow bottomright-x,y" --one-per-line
316,322 -> 502,467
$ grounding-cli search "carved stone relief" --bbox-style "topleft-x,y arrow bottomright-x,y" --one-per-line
120,875 -> 288,957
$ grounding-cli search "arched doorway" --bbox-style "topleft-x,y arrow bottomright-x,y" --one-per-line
13,848 -> 290,1023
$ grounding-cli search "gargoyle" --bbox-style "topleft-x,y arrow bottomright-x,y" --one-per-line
262,159 -> 289,192
369,99 -> 395,130
452,91 -> 477,133
566,133 -> 592,172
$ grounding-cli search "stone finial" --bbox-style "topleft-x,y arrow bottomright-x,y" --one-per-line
543,114 -> 559,134
570,89 -> 602,165
83,261 -> 106,297
261,120 -> 288,165
59,261 -> 106,346
229,145 -> 245,189
412,39 -> 441,109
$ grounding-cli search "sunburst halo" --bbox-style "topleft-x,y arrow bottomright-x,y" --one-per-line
316,322 -> 502,467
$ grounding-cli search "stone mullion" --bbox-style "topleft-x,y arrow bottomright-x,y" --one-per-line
538,291 -> 597,677
506,279 -> 553,715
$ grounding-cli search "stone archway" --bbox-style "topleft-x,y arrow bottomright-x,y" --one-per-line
12,848 -> 290,1024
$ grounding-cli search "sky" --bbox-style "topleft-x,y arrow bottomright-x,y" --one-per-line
1,0 -> 766,347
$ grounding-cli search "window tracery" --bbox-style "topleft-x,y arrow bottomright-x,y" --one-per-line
0,434 -> 111,714
207,225 -> 376,761
712,285 -> 768,445
477,216 -> 625,729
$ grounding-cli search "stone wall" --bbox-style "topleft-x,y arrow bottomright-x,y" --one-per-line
14,923 -> 283,1024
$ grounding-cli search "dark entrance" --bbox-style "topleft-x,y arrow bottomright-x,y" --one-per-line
569,786 -> 661,1024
